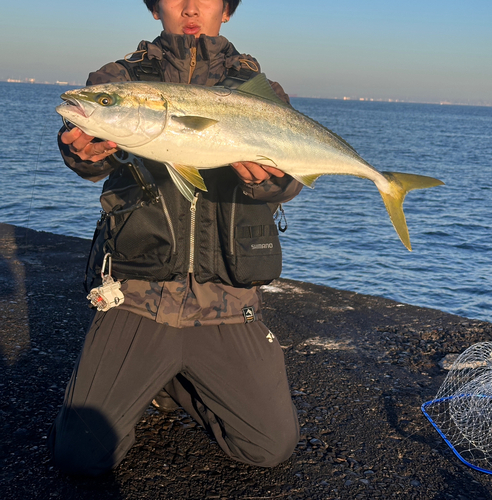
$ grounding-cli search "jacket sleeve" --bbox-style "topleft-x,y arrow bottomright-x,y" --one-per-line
86,62 -> 131,86
239,79 -> 303,203
240,175 -> 303,204
57,128 -> 119,182
57,62 -> 131,182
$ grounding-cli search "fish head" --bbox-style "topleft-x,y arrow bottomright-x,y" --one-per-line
55,82 -> 168,147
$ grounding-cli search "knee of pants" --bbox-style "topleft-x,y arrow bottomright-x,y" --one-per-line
48,408 -> 122,476
258,421 -> 300,468
228,413 -> 300,468
50,443 -> 109,477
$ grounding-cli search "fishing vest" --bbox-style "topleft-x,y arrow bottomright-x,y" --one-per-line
85,50 -> 284,290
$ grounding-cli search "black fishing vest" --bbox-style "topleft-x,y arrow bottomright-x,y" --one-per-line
86,53 -> 283,290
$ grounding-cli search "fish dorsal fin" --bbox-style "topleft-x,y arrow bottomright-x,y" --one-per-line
171,115 -> 218,131
236,73 -> 289,107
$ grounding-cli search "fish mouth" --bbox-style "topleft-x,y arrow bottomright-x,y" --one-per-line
59,95 -> 88,118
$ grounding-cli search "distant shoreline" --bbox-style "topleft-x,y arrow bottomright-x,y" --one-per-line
290,95 -> 492,108
1,79 -> 490,107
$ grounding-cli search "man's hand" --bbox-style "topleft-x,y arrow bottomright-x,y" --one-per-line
61,127 -> 118,162
230,161 -> 285,184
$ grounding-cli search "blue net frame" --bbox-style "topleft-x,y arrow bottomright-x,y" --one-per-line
421,342 -> 492,475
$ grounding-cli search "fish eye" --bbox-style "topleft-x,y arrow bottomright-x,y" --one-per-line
96,94 -> 115,106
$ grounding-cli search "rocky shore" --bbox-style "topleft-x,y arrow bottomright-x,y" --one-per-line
1,222 -> 492,500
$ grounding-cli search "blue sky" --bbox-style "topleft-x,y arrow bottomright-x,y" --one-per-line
1,0 -> 491,104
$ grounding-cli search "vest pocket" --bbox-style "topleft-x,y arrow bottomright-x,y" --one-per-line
108,201 -> 177,280
232,223 -> 282,285
89,183 -> 177,283
111,205 -> 173,259
215,184 -> 283,287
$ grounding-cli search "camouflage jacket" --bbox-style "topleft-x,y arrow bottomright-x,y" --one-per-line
58,32 -> 302,327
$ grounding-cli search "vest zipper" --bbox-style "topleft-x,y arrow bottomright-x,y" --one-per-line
230,185 -> 239,256
188,46 -> 197,84
188,192 -> 199,273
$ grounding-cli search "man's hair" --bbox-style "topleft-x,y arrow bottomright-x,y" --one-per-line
143,1 -> 242,17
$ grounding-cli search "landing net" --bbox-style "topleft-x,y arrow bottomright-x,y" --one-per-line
422,342 -> 492,474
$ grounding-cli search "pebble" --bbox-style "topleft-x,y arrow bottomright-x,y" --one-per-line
292,390 -> 307,396
438,353 -> 460,370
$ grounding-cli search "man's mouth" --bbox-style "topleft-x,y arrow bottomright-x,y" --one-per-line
183,24 -> 201,36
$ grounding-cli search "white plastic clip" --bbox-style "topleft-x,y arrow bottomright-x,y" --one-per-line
87,253 -> 125,312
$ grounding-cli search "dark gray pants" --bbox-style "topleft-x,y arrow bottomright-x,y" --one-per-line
48,309 -> 299,476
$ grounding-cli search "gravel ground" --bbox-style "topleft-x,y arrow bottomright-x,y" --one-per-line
1,222 -> 492,500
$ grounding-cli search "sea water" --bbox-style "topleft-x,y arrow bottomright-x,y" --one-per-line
0,82 -> 490,322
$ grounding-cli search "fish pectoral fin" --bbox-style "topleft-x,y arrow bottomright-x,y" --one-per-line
292,173 -> 323,188
171,115 -> 219,131
380,172 -> 445,251
236,73 -> 290,107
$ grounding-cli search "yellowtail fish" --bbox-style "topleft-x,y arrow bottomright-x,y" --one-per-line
56,74 -> 444,250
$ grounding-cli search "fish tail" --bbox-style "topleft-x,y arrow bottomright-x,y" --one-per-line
379,172 -> 444,251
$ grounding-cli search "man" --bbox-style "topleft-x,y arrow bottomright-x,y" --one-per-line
49,0 -> 301,476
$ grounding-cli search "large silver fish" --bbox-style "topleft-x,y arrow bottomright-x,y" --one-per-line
56,73 -> 444,250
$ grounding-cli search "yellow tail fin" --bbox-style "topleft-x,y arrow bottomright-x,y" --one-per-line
380,172 -> 444,251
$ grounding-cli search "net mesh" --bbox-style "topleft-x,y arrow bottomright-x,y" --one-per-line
422,342 -> 492,474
